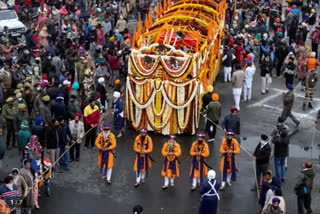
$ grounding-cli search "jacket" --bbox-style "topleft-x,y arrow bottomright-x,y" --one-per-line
84,104 -> 100,126
204,101 -> 221,122
260,59 -> 273,77
272,136 -> 289,158
14,111 -> 30,130
282,90 -> 294,111
18,129 -> 32,150
0,184 -> 21,210
69,120 -> 85,144
222,114 -> 240,135
232,70 -> 245,88
39,103 -> 52,125
31,124 -> 44,146
265,204 -> 283,214
2,104 -> 17,121
46,126 -> 60,149
295,168 -> 315,194
51,101 -> 67,119
253,142 -> 271,165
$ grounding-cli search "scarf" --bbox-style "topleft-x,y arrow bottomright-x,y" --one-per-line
163,157 -> 177,175
222,143 -> 237,181
137,139 -> 149,177
190,156 -> 205,183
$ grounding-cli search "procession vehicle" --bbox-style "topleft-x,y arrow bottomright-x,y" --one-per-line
126,0 -> 227,134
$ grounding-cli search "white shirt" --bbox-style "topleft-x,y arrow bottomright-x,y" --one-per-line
244,65 -> 256,88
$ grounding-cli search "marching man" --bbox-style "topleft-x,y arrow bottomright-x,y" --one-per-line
161,134 -> 181,190
190,132 -> 210,191
133,127 -> 153,187
95,124 -> 117,184
219,129 -> 240,190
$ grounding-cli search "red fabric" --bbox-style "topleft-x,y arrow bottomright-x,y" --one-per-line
25,0 -> 32,6
107,54 -> 120,70
235,46 -> 244,62
85,108 -> 100,125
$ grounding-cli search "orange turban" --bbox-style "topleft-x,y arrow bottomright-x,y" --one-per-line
212,93 -> 219,101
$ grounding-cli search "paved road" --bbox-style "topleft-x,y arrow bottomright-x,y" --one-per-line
1,66 -> 320,213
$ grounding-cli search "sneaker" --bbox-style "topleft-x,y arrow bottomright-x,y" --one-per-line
162,185 -> 168,190
308,103 -> 313,109
134,183 -> 140,187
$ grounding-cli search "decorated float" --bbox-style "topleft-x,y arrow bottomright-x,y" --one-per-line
125,0 -> 227,135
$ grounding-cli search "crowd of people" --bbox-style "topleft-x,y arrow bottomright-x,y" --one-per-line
0,0 -> 318,214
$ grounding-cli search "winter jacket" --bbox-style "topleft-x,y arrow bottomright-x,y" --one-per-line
18,129 -> 32,150
222,114 -> 240,135
272,136 -> 289,158
282,90 -> 294,111
204,101 -> 221,122
31,124 -> 44,146
39,103 -> 52,125
260,59 -> 273,77
265,204 -> 284,214
0,184 -> 21,210
295,168 -> 315,194
253,142 -> 271,165
14,111 -> 30,131
2,104 -> 17,121
68,100 -> 81,120
69,120 -> 85,143
46,126 -> 60,149
51,101 -> 67,119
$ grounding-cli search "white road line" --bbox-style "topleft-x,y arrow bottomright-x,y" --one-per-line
248,90 -> 283,107
262,104 -> 317,120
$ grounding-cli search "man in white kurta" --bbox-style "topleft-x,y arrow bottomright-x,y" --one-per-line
243,61 -> 256,102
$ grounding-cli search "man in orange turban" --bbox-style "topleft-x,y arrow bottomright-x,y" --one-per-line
202,93 -> 221,142
161,134 -> 181,189
133,127 -> 153,187
95,124 -> 117,184
219,130 -> 240,190
190,132 -> 210,190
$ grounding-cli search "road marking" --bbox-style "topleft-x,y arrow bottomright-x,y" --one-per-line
248,90 -> 283,107
248,87 -> 320,121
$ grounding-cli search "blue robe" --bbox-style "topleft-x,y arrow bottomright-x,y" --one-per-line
199,179 -> 220,214
113,98 -> 124,131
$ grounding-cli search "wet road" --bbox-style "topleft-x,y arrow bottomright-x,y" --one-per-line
1,63 -> 320,214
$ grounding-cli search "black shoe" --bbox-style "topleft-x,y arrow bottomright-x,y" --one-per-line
296,121 -> 300,127
303,103 -> 306,110
69,159 -> 74,163
76,158 -> 79,162
308,103 -> 313,109
281,178 -> 285,182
